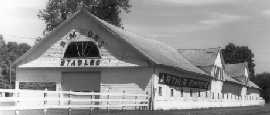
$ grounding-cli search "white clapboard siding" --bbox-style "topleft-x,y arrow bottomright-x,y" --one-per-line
100,83 -> 147,109
101,83 -> 146,94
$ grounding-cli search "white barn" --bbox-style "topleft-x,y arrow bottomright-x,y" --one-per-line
13,7 -> 264,110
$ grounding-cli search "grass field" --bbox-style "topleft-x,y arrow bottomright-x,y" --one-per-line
1,105 -> 270,115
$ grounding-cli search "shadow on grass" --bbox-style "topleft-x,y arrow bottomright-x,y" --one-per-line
1,105 -> 270,115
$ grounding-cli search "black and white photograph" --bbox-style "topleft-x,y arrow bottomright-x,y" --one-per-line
0,0 -> 269,115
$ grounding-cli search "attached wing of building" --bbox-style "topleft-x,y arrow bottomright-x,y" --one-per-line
225,63 -> 260,89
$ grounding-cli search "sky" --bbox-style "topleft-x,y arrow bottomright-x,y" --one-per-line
0,0 -> 270,73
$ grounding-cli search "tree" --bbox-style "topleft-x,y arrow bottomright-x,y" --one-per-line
0,37 -> 31,88
0,35 -> 5,47
38,0 -> 131,33
252,73 -> 270,103
222,43 -> 255,78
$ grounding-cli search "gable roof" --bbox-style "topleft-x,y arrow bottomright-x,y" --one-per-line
225,63 -> 248,85
177,48 -> 226,75
13,7 -> 207,76
225,63 -> 260,89
177,48 -> 220,67
223,72 -> 245,85
225,63 -> 247,78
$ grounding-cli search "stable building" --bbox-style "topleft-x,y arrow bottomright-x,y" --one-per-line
13,7 -> 264,110
178,48 -> 226,94
225,63 -> 260,99
178,48 -> 262,107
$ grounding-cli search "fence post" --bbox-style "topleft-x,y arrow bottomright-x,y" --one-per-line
15,89 -> 20,115
122,90 -> 126,111
146,92 -> 149,110
106,92 -> 109,112
89,91 -> 92,112
68,90 -> 72,115
135,95 -> 138,110
15,110 -> 19,115
44,88 -> 48,115
89,91 -> 96,115
58,90 -> 61,106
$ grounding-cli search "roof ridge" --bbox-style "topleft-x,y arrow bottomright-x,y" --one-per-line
177,47 -> 220,50
225,62 -> 247,66
13,9 -> 83,66
89,11 -> 207,75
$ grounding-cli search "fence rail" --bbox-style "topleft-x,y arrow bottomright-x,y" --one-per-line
0,89 -> 149,111
154,91 -> 265,110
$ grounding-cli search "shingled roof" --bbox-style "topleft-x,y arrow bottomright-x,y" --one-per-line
13,7 -> 207,76
177,48 -> 220,66
223,72 -> 245,85
225,63 -> 260,89
177,48 -> 222,74
225,63 -> 247,82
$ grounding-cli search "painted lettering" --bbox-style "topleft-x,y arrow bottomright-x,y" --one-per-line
60,58 -> 102,67
78,59 -> 82,66
90,60 -> 95,65
60,59 -> 65,66
96,60 -> 100,65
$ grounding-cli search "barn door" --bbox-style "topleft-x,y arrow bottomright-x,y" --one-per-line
62,72 -> 101,92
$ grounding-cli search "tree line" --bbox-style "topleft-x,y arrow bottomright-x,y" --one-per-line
0,35 -> 31,87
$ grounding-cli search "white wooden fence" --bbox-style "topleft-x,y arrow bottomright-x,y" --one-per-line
0,89 -> 149,111
154,91 -> 265,110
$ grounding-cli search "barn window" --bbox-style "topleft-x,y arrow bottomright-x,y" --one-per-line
221,70 -> 224,80
64,41 -> 100,58
158,86 -> 162,96
219,69 -> 223,80
170,89 -> 174,97
158,73 -> 165,83
19,82 -> 56,91
181,88 -> 184,97
190,89 -> 193,97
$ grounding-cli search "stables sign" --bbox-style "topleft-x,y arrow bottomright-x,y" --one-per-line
60,58 -> 100,67
158,73 -> 209,89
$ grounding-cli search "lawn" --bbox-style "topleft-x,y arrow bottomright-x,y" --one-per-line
1,105 -> 270,115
